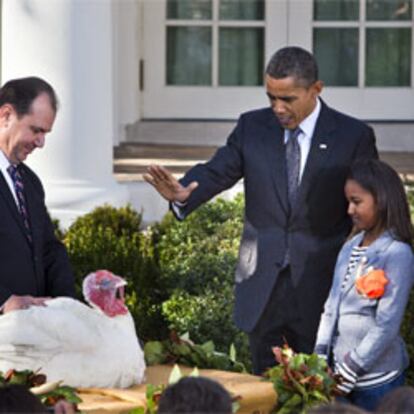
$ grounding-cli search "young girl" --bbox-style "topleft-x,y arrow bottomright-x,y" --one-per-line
315,159 -> 414,411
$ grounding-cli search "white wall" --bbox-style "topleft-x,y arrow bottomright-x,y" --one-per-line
112,0 -> 142,145
1,0 -> 129,227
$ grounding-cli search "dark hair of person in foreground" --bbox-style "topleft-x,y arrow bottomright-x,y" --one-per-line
0,384 -> 47,413
157,376 -> 232,414
307,401 -> 369,414
375,385 -> 414,413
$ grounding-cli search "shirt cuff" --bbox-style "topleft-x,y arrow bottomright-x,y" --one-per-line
314,344 -> 328,356
335,361 -> 358,394
171,201 -> 187,220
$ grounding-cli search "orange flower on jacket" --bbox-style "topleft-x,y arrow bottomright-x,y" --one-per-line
356,269 -> 388,299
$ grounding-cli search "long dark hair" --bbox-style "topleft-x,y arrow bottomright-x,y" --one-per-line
347,159 -> 413,245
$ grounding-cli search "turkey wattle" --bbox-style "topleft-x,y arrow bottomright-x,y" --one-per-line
0,270 -> 146,388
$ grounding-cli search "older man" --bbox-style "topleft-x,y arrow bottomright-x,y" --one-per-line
145,47 -> 378,374
0,77 -> 75,314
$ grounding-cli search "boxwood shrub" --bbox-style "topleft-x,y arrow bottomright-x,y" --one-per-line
152,193 -> 251,369
402,186 -> 414,384
62,204 -> 168,341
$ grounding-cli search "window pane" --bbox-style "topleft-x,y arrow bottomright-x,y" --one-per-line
219,0 -> 265,20
313,28 -> 358,86
167,27 -> 212,85
219,28 -> 264,86
167,0 -> 212,20
366,28 -> 411,86
366,0 -> 412,21
314,0 -> 359,21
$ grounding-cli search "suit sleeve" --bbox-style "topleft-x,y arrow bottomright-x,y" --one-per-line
0,287 -> 13,307
32,174 -> 76,299
173,116 -> 245,219
42,210 -> 77,298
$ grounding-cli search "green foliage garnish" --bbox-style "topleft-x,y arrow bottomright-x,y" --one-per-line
265,346 -> 338,414
0,369 -> 81,408
128,383 -> 165,414
40,385 -> 82,406
144,333 -> 246,373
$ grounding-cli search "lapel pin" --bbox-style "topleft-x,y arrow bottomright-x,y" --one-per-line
319,143 -> 328,150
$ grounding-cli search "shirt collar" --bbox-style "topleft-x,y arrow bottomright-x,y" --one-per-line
298,98 -> 321,138
0,150 -> 12,173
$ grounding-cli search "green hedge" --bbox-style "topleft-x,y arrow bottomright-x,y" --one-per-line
152,194 -> 250,368
402,186 -> 414,384
62,205 -> 168,341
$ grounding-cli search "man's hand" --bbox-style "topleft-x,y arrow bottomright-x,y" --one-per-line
2,295 -> 50,314
144,165 -> 198,203
334,361 -> 357,395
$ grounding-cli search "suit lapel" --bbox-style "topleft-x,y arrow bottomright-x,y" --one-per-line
291,101 -> 336,220
0,171 -> 30,240
262,112 -> 289,215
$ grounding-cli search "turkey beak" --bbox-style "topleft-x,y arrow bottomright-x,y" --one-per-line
115,278 -> 127,301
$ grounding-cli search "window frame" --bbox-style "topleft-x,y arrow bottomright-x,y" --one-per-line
311,0 -> 413,87
165,0 -> 266,87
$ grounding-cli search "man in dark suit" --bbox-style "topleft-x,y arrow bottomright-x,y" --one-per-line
144,47 -> 378,374
0,77 -> 75,314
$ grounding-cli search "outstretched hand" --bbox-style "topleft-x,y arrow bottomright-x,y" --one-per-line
144,165 -> 198,203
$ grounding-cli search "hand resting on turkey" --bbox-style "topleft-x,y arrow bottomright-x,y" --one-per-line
0,270 -> 146,388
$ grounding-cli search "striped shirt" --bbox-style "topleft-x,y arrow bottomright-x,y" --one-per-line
340,245 -> 367,289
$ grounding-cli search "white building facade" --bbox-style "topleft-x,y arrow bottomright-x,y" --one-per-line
1,0 -> 413,225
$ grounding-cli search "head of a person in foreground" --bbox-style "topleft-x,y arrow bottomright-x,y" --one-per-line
157,376 -> 233,414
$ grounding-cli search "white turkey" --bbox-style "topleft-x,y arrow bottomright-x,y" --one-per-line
0,270 -> 146,388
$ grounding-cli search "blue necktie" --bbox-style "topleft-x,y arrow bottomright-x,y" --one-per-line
7,165 -> 32,243
285,127 -> 302,208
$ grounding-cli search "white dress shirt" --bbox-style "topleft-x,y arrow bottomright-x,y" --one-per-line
0,150 -> 19,206
283,98 -> 321,182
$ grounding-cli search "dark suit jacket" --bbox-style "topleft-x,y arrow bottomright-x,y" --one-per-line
0,163 -> 76,305
177,101 -> 378,334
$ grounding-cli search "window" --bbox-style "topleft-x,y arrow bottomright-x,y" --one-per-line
313,0 -> 412,87
166,0 -> 265,86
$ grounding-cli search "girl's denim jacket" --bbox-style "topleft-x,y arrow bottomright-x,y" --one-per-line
315,230 -> 414,376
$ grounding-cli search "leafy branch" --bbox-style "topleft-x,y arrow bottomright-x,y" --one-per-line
144,332 -> 246,373
265,346 -> 338,414
0,369 -> 81,408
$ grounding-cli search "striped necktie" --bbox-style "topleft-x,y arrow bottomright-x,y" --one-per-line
285,127 -> 302,208
7,165 -> 32,243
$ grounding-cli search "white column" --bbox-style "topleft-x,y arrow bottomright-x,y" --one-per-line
112,0 -> 141,145
1,0 -> 129,228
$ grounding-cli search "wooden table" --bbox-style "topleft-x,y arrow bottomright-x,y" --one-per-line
78,365 -> 277,414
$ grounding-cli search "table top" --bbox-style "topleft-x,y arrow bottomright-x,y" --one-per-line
78,365 -> 277,414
